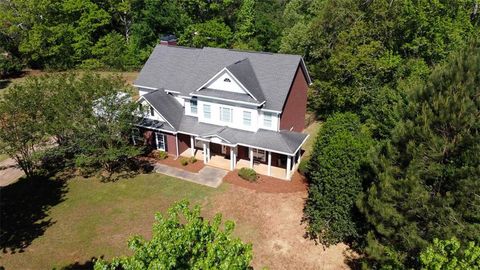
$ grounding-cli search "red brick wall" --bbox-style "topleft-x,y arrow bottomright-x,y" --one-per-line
178,133 -> 190,155
165,133 -> 177,156
141,129 -> 177,156
279,65 -> 309,132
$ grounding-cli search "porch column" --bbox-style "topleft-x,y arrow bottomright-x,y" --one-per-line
267,151 -> 272,176
230,147 -> 234,171
286,155 -> 291,180
206,143 -> 211,162
249,147 -> 253,168
175,135 -> 179,158
203,142 -> 207,163
190,136 -> 195,156
233,147 -> 237,169
292,152 -> 296,170
297,150 -> 301,164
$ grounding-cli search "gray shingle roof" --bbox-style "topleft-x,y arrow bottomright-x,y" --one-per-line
141,90 -> 184,129
177,116 -> 308,155
191,88 -> 258,104
136,118 -> 176,133
225,58 -> 265,102
135,46 -> 306,111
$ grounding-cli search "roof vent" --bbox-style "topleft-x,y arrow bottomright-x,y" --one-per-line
160,34 -> 177,46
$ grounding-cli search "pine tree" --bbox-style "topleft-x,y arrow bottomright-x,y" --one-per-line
357,41 -> 480,268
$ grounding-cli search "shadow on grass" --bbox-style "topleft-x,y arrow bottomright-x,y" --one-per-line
0,79 -> 12,90
0,176 -> 67,254
98,157 -> 155,182
57,256 -> 103,270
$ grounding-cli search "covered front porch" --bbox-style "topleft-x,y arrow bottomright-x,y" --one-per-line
180,135 -> 301,180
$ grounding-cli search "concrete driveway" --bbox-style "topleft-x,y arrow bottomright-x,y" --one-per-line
153,163 -> 227,188
0,158 -> 24,186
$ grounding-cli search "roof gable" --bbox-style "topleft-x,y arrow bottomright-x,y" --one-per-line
225,58 -> 265,102
200,69 -> 250,95
139,90 -> 184,130
135,46 -> 306,111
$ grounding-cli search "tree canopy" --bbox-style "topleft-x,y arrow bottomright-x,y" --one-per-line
357,40 -> 480,268
94,200 -> 253,270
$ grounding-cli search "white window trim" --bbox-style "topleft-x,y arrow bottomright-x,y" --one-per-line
263,112 -> 273,128
253,149 -> 266,162
190,99 -> 198,115
203,104 -> 211,119
243,111 -> 252,126
219,106 -> 233,123
155,132 -> 166,151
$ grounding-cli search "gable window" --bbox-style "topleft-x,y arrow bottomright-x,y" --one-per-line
243,111 -> 252,126
263,112 -> 273,127
220,107 -> 233,123
150,106 -> 155,117
223,78 -> 231,82
203,104 -> 211,119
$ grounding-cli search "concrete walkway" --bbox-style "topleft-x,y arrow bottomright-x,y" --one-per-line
153,163 -> 227,188
0,158 -> 24,187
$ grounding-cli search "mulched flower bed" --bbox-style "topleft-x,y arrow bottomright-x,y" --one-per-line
223,170 -> 308,193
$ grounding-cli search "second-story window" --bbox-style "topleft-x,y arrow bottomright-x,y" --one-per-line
243,111 -> 251,126
263,112 -> 273,127
203,104 -> 211,119
150,106 -> 155,117
220,107 -> 233,123
190,99 -> 197,114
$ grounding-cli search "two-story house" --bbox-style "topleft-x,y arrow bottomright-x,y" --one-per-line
133,43 -> 311,180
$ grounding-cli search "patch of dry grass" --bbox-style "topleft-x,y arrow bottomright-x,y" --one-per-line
0,174 -> 223,269
303,121 -> 322,158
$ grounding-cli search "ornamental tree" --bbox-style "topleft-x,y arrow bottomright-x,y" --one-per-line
94,200 -> 253,270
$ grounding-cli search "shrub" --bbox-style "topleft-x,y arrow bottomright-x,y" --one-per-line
152,150 -> 168,160
298,159 -> 309,176
238,168 -> 257,182
180,157 -> 189,166
189,156 -> 197,163
304,112 -> 373,246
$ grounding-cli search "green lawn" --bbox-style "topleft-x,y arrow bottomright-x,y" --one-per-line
0,154 -> 8,162
0,173 -> 225,269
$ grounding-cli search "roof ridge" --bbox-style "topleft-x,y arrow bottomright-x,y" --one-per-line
203,46 -> 303,58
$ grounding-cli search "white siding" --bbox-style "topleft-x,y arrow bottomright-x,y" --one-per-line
195,98 -> 279,132
140,100 -> 167,122
205,70 -> 246,94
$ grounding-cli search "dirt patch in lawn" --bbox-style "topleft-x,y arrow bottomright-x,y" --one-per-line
206,184 -> 352,270
155,155 -> 205,173
223,170 -> 308,193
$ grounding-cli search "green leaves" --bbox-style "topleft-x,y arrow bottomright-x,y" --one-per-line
95,200 -> 253,270
304,112 -> 373,246
0,72 -> 140,178
420,238 -> 480,270
357,40 -> 480,268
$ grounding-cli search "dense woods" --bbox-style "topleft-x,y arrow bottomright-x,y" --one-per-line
1,0 -> 480,268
